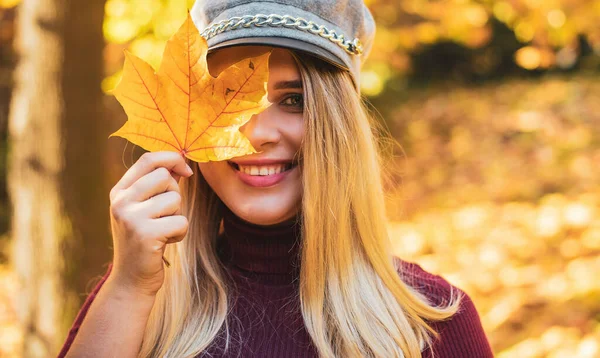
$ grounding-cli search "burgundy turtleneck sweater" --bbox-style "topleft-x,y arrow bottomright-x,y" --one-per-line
59,206 -> 494,357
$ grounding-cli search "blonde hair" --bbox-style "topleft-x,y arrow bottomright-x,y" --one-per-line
137,52 -> 462,358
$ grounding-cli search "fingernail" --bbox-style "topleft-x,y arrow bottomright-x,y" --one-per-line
186,165 -> 193,175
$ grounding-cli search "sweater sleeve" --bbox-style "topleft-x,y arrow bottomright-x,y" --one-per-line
395,258 -> 494,358
57,262 -> 113,358
424,287 -> 494,358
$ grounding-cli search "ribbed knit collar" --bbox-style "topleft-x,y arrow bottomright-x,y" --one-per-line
217,205 -> 302,283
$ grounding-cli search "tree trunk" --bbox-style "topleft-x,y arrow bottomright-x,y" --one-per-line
7,0 -> 109,356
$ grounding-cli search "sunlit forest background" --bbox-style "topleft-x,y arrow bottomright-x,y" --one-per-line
1,0 -> 599,357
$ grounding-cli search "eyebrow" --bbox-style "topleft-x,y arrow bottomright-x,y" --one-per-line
273,80 -> 303,90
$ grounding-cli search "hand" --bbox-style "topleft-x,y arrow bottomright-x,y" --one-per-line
108,151 -> 193,297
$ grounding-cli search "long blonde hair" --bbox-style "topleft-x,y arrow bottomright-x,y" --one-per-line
138,52 -> 462,358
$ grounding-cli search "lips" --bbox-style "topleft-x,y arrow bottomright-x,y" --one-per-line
228,159 -> 300,187
228,158 -> 297,166
227,160 -> 298,174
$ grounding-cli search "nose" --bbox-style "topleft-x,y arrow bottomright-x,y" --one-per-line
239,107 -> 280,150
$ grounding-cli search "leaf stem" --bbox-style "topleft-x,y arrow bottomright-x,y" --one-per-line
162,255 -> 171,268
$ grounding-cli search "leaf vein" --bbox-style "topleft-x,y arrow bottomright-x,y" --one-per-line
128,56 -> 183,149
186,62 -> 260,148
117,132 -> 180,151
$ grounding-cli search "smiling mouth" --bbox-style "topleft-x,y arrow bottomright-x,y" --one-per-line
227,161 -> 299,176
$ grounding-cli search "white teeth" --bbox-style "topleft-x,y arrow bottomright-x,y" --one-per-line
238,164 -> 287,176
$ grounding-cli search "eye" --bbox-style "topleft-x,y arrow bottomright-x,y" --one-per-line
279,93 -> 304,112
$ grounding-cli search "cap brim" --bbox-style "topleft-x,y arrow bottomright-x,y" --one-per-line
207,37 -> 349,72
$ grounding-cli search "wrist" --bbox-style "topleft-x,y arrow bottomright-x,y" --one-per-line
104,275 -> 158,306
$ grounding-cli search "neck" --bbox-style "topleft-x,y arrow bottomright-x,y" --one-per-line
217,205 -> 302,285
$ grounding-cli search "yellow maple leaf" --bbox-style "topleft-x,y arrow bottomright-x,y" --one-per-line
109,13 -> 270,162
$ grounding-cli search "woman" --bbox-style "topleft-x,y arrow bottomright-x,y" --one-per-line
60,0 -> 494,357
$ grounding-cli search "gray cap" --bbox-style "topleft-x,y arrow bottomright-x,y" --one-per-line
190,0 -> 376,89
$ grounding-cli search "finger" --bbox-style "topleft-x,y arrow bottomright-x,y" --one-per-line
134,191 -> 182,219
166,233 -> 185,245
172,172 -> 183,183
113,151 -> 192,192
148,215 -> 189,244
129,167 -> 180,202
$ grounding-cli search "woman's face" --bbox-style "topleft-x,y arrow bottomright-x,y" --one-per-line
198,46 -> 304,226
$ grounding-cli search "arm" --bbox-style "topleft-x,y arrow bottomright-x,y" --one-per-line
395,258 -> 494,358
58,263 -> 157,358
426,290 -> 494,358
59,152 -> 192,357
58,264 -> 113,357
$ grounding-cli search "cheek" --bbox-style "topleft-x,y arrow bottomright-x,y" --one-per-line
197,162 -> 230,194
294,120 -> 305,147
282,113 -> 305,151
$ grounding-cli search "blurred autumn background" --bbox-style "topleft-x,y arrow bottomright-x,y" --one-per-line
0,0 -> 599,356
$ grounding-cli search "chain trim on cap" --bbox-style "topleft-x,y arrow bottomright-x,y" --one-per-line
200,14 -> 363,56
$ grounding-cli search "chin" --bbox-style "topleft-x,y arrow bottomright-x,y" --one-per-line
227,200 -> 299,226
198,161 -> 302,225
